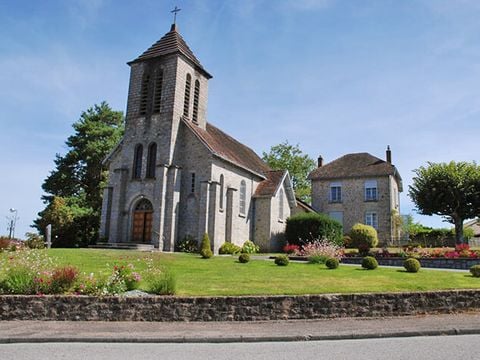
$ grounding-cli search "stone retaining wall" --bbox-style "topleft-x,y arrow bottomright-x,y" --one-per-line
2,290 -> 480,321
341,257 -> 480,270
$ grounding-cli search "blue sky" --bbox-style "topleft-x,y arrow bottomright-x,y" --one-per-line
1,0 -> 479,238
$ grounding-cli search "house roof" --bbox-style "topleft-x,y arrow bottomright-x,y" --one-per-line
308,152 -> 403,190
254,170 -> 287,197
129,24 -> 212,79
465,219 -> 480,237
184,119 -> 271,178
295,198 -> 316,213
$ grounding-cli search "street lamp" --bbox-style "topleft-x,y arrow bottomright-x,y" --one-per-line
8,208 -> 18,239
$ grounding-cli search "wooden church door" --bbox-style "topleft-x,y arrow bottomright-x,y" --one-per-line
132,199 -> 153,243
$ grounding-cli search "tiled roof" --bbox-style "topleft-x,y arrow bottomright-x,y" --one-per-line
254,170 -> 287,197
129,24 -> 212,78
184,120 -> 271,178
308,152 -> 401,181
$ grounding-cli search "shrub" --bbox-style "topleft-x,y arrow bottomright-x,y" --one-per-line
274,255 -> 289,266
50,266 -> 79,293
147,269 -> 176,295
350,223 -> 379,251
301,239 -> 344,261
361,256 -> 378,270
283,243 -> 300,254
200,233 -> 213,259
0,237 -> 11,251
343,235 -> 353,248
219,242 -> 241,255
0,267 -> 36,294
470,265 -> 480,278
325,257 -> 339,269
105,264 -> 141,293
308,255 -> 326,264
285,212 -> 343,246
241,240 -> 260,254
403,258 -> 421,273
175,235 -> 198,253
24,232 -> 45,249
238,253 -> 250,263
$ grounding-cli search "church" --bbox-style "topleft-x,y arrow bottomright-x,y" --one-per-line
99,23 -> 303,253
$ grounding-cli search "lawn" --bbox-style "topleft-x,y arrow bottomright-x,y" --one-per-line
34,249 -> 480,296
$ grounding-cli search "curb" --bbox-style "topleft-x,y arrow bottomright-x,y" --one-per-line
1,328 -> 479,344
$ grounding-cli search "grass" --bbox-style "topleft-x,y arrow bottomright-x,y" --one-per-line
3,249 -> 480,296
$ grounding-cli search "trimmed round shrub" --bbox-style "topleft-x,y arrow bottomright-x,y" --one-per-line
285,212 -> 343,246
238,253 -> 250,263
241,240 -> 260,254
470,265 -> 480,277
219,242 -> 241,255
404,258 -> 421,273
200,233 -> 213,259
350,223 -> 379,250
275,255 -> 289,266
325,257 -> 339,269
361,256 -> 378,270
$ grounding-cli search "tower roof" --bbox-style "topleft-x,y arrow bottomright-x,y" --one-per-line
129,24 -> 212,79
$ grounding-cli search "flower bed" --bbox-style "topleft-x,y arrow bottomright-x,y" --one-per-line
341,256 -> 480,270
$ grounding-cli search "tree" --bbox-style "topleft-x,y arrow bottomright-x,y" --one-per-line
34,102 -> 124,247
408,161 -> 480,244
262,141 -> 315,203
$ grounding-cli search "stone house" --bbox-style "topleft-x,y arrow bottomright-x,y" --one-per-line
99,24 -> 300,253
308,147 -> 403,244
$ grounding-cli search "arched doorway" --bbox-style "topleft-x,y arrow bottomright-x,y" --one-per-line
132,199 -> 153,243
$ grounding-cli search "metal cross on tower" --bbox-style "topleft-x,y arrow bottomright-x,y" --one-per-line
171,6 -> 181,24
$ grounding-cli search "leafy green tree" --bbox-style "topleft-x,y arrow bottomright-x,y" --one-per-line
408,161 -> 480,244
262,141 -> 315,203
34,102 -> 124,247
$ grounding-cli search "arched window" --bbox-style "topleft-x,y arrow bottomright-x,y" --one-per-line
139,73 -> 151,115
279,188 -> 284,220
133,144 -> 143,179
146,143 -> 157,178
239,180 -> 246,215
219,174 -> 224,210
183,74 -> 191,117
152,69 -> 163,114
192,79 -> 200,123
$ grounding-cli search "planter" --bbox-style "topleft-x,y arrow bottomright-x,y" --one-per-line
341,257 -> 480,270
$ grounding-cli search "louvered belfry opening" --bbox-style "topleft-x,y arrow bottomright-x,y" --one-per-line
183,73 -> 191,117
192,79 -> 200,123
139,74 -> 150,115
152,69 -> 163,114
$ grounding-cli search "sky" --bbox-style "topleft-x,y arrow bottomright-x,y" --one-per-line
1,0 -> 479,238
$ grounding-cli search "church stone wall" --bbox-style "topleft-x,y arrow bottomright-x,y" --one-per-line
311,176 -> 396,245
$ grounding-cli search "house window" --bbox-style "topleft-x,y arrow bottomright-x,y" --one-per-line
152,69 -> 163,114
329,211 -> 343,226
192,79 -> 200,123
133,144 -> 143,179
239,180 -> 246,215
365,212 -> 378,229
190,173 -> 196,193
365,180 -> 378,201
139,73 -> 151,115
183,74 -> 191,117
329,182 -> 342,203
219,174 -> 224,210
279,188 -> 284,220
146,143 -> 157,178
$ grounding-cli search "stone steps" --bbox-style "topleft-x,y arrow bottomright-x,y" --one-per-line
89,242 -> 155,251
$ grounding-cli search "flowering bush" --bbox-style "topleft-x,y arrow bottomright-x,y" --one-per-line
105,264 -> 142,293
300,239 -> 344,263
144,257 -> 176,295
241,240 -> 260,254
283,243 -> 300,255
50,266 -> 79,293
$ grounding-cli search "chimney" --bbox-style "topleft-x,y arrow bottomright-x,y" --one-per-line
317,155 -> 323,167
386,145 -> 392,163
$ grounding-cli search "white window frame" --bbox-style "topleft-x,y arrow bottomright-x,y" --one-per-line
365,180 -> 378,201
329,182 -> 342,203
365,212 -> 378,229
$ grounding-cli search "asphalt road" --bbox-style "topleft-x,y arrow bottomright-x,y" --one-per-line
2,335 -> 480,360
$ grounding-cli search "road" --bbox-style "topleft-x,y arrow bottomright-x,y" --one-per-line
2,335 -> 480,360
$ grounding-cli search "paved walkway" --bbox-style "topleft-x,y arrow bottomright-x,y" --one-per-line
1,313 -> 480,343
